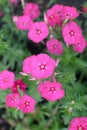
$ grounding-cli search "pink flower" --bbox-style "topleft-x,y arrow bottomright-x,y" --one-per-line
23,2 -> 40,20
82,6 -> 87,13
46,38 -> 63,55
10,0 -> 17,4
18,94 -> 36,113
22,55 -> 36,74
38,80 -> 65,101
11,79 -> 27,93
72,36 -> 87,53
62,21 -> 82,45
0,11 -> 4,18
15,15 -> 33,30
52,4 -> 64,17
0,70 -> 15,90
6,93 -> 19,108
61,6 -> 79,20
68,117 -> 87,130
46,4 -> 63,27
29,53 -> 56,79
28,22 -> 49,43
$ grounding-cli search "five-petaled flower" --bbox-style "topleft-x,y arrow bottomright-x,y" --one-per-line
0,70 -> 15,90
38,80 -> 65,101
23,53 -> 56,79
6,93 -> 19,108
18,94 -> 36,113
68,117 -> 87,130
28,22 -> 49,43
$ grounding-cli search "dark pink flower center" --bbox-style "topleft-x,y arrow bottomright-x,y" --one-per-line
29,9 -> 34,13
4,77 -> 9,83
75,43 -> 80,48
69,30 -> 75,36
11,96 -> 16,101
25,101 -> 30,107
39,64 -> 46,70
53,44 -> 58,49
36,29 -> 41,35
77,125 -> 84,130
49,15 -> 54,20
66,12 -> 70,17
22,21 -> 27,26
49,87 -> 56,92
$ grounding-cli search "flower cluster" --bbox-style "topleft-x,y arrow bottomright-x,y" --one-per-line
0,1 -> 87,129
0,70 -> 36,113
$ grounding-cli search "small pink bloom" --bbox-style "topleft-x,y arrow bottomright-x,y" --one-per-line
0,11 -> 4,18
46,38 -> 63,55
18,94 -> 36,113
10,0 -> 17,4
68,117 -> 87,130
72,36 -> 87,53
38,80 -> 65,102
15,15 -> 33,30
22,55 -> 36,74
62,6 -> 79,20
6,93 -> 19,108
0,70 -> 15,90
62,21 -> 82,45
11,79 -> 27,93
52,4 -> 64,20
29,53 -> 56,79
23,2 -> 40,20
28,22 -> 49,43
46,4 -> 63,27
82,6 -> 87,13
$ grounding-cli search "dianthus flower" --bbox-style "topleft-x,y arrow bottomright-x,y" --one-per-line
15,15 -> 33,30
46,4 -> 63,27
61,6 -> 79,20
29,53 -> 56,79
38,80 -> 65,102
82,6 -> 87,13
23,2 -> 40,20
0,70 -> 15,90
46,37 -> 63,55
6,93 -> 19,108
28,22 -> 49,43
72,36 -> 87,53
10,0 -> 17,4
0,11 -> 4,18
68,117 -> 87,130
18,94 -> 36,113
62,21 -> 82,45
11,79 -> 27,93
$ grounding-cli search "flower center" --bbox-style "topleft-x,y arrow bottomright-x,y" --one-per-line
69,30 -> 75,36
49,87 -> 56,92
53,44 -> 58,49
66,12 -> 70,17
49,15 -> 54,20
39,64 -> 46,70
77,125 -> 84,130
11,96 -> 16,101
22,21 -> 26,26
36,29 -> 41,35
75,43 -> 80,48
4,77 -> 9,83
25,101 -> 30,107
29,9 -> 33,13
